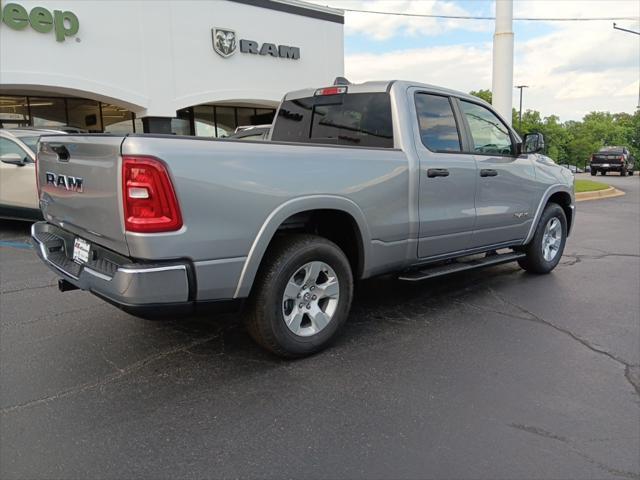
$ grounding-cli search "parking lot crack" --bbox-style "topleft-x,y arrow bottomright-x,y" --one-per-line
0,333 -> 222,415
509,423 -> 640,479
472,288 -> 640,398
567,247 -> 640,260
1,282 -> 57,294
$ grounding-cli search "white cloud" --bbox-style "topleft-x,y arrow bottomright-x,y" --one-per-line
334,0 -> 640,120
308,0 -> 491,39
345,44 -> 492,90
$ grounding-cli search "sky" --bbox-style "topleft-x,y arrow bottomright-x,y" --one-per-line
308,0 -> 640,121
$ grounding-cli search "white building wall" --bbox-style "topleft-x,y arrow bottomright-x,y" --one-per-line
0,0 -> 344,117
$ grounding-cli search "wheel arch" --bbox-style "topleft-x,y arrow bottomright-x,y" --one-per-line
233,196 -> 372,299
523,185 -> 575,245
547,191 -> 574,233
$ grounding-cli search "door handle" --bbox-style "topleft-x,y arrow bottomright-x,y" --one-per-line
427,168 -> 450,178
480,169 -> 498,177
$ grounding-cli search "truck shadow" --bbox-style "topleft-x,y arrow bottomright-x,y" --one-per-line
146,261 -> 526,364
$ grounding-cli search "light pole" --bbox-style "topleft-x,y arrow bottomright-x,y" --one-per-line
515,85 -> 528,130
613,23 -> 640,109
492,0 -> 514,124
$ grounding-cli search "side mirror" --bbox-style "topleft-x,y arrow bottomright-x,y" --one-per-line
0,153 -> 27,166
522,133 -> 545,154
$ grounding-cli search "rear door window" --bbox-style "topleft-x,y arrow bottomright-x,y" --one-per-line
272,93 -> 394,148
414,93 -> 461,152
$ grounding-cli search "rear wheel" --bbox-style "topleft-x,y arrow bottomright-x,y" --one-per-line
601,170 -> 607,176
590,169 -> 597,176
518,203 -> 567,274
245,234 -> 353,358
621,168 -> 627,177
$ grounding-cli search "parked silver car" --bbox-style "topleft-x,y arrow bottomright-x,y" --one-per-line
0,128 -> 67,220
32,80 -> 575,357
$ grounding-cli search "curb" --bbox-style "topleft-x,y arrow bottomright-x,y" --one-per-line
575,186 -> 625,202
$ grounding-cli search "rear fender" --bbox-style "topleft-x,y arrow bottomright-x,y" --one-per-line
233,195 -> 371,299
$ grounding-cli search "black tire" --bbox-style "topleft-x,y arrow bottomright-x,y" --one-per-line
601,170 -> 607,175
518,203 -> 567,274
244,234 -> 353,358
590,169 -> 597,176
620,168 -> 627,177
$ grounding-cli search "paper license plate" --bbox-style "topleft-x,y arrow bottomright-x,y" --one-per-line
73,237 -> 91,264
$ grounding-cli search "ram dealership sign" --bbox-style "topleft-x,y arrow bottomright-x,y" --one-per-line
212,27 -> 300,60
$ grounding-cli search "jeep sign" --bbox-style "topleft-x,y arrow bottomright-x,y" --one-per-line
212,27 -> 300,60
0,1 -> 79,42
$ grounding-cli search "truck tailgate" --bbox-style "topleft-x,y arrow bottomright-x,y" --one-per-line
37,135 -> 129,256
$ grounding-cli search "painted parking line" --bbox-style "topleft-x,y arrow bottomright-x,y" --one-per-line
0,240 -> 33,250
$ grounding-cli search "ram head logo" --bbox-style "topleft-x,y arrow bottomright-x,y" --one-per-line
213,28 -> 237,58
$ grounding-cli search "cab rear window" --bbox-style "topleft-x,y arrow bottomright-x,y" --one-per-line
271,93 -> 394,148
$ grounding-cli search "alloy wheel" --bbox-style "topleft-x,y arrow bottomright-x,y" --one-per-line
542,217 -> 562,262
282,261 -> 340,337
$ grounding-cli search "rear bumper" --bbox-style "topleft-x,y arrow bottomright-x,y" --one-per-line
590,164 -> 624,171
31,222 -> 240,315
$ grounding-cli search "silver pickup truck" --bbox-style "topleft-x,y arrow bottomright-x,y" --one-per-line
32,80 -> 575,357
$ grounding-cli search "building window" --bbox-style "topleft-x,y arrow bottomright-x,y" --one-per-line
29,97 -> 67,128
67,98 -> 103,132
236,107 -> 255,129
0,94 -> 275,136
255,108 -> 276,125
191,106 -> 275,138
215,106 -> 236,138
194,106 -> 215,137
172,108 -> 193,135
103,103 -> 135,134
0,96 -> 29,128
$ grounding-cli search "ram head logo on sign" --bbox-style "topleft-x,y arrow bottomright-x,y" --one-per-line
213,28 -> 237,57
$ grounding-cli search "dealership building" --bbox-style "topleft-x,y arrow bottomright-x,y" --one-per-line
0,0 -> 344,135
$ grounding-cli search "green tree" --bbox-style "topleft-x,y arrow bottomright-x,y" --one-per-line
467,90 -> 639,167
469,89 -> 492,104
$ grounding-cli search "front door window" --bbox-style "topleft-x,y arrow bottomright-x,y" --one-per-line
460,101 -> 513,155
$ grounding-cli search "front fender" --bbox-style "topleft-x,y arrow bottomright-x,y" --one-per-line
523,184 -> 575,245
233,195 -> 372,299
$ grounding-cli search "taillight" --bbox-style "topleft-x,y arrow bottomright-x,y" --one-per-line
122,156 -> 182,233
314,86 -> 347,96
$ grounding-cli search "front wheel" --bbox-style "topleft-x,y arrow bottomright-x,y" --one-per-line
590,169 -> 597,176
621,168 -> 627,177
245,234 -> 353,358
518,203 -> 567,274
601,170 -> 607,176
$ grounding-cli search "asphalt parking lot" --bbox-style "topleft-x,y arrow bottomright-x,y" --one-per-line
1,174 -> 638,479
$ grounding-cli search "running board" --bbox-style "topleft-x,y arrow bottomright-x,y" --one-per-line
398,251 -> 526,282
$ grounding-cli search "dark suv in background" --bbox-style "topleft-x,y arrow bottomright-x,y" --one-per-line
590,146 -> 635,176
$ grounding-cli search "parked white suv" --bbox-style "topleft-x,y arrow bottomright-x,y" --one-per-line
0,128 -> 67,221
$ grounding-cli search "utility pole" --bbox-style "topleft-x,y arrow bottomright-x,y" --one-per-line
515,85 -> 528,130
612,23 -> 640,109
492,0 -> 514,124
